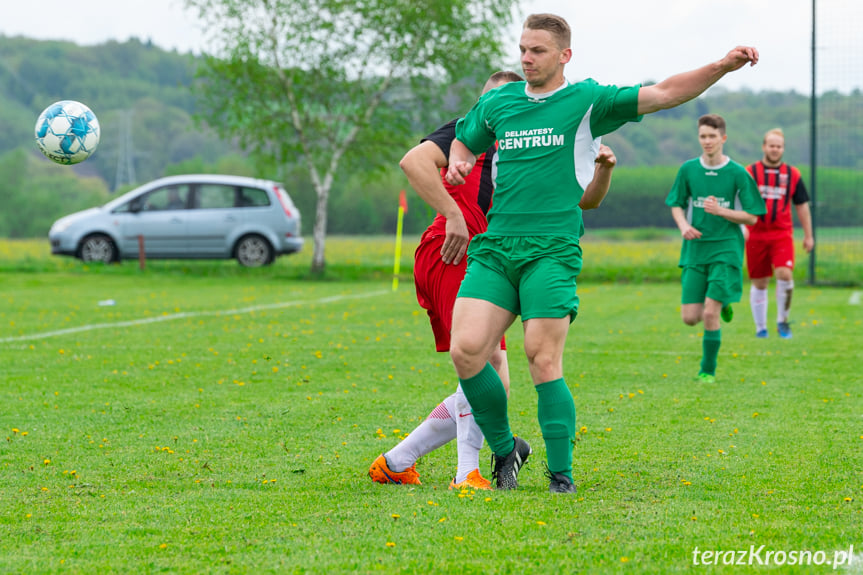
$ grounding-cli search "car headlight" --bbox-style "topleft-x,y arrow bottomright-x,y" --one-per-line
51,220 -> 72,234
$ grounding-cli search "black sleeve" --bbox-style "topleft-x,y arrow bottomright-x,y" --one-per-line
792,177 -> 810,205
420,118 -> 459,164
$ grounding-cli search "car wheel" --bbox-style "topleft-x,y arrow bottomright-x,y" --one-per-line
79,234 -> 117,264
235,235 -> 274,267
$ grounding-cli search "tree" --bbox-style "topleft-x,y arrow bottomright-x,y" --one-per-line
184,0 -> 518,274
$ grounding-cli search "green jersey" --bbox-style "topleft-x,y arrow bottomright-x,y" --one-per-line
665,157 -> 766,267
455,79 -> 642,237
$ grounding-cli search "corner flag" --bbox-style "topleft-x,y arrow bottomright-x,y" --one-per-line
392,190 -> 408,291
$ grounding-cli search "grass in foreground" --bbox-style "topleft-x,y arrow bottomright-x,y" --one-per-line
1,264 -> 861,573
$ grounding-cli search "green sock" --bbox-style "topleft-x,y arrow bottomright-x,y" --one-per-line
700,329 -> 721,376
459,362 -> 513,456
536,378 -> 576,481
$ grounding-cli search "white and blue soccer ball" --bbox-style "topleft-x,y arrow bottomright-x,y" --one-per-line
34,100 -> 100,165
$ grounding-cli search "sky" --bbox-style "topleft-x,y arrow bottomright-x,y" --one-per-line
0,0 -> 860,94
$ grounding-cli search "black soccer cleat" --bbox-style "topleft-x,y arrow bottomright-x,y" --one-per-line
491,436 -> 531,490
545,466 -> 578,494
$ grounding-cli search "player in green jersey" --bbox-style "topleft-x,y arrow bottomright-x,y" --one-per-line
445,13 -> 759,493
666,114 -> 766,383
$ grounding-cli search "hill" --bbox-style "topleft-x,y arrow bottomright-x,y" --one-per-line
0,36 -> 860,237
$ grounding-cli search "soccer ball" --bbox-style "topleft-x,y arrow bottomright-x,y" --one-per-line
34,100 -> 101,165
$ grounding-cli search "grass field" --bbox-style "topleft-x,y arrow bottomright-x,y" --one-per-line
1,238 -> 861,574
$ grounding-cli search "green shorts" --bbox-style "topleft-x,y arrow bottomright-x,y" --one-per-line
680,262 -> 742,306
457,234 -> 583,321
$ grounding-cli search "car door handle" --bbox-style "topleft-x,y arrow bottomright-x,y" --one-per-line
224,216 -> 237,222
170,218 -> 183,224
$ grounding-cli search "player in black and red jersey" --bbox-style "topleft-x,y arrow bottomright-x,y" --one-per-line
745,128 -> 814,339
368,71 -> 523,491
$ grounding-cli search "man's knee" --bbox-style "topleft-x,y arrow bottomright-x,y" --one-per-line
702,308 -> 720,326
488,349 -> 505,372
681,309 -> 701,326
775,267 -> 793,282
524,343 -> 563,378
450,335 -> 492,372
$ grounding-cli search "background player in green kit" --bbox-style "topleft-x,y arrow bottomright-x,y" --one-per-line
446,13 -> 759,493
666,114 -> 766,384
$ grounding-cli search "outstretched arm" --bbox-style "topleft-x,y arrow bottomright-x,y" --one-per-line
399,140 -> 469,265
638,46 -> 759,115
579,145 -> 617,210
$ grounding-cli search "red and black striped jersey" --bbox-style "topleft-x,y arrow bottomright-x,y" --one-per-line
745,161 -> 809,239
419,118 -> 496,240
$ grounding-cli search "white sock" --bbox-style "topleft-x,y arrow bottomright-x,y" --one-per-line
453,385 -> 484,483
776,279 -> 794,323
750,285 -> 768,332
384,394 -> 457,472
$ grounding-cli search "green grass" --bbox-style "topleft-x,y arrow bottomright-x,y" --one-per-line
1,239 -> 861,573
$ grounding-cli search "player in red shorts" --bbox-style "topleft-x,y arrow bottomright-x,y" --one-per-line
368,71 -> 522,490
745,128 -> 814,339
369,70 -> 617,489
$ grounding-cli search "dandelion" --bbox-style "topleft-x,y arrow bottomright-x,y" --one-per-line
454,536 -> 464,542
391,514 -> 400,520
438,517 -> 447,523
621,557 -> 630,563
537,521 -> 546,526
386,542 -> 396,548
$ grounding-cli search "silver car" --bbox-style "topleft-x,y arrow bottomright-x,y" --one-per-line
49,174 -> 304,267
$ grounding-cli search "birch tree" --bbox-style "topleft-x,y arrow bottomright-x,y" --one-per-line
185,0 -> 518,274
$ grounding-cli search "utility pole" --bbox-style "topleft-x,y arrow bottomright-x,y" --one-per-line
113,109 -> 137,192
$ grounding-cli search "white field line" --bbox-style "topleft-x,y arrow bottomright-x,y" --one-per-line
1,289 -> 390,344
849,291 -> 861,305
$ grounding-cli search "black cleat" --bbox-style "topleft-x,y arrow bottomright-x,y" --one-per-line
545,466 -> 578,494
491,436 -> 531,490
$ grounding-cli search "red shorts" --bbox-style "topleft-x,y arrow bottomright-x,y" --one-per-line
414,235 -> 506,352
745,235 -> 795,279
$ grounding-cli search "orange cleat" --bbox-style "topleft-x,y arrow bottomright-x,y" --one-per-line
368,454 -> 421,485
448,468 -> 492,491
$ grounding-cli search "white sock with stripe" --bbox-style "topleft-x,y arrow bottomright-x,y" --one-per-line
385,393 -> 457,472
750,285 -> 768,332
454,385 -> 484,483
776,279 -> 794,323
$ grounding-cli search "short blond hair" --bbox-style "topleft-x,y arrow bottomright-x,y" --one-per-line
524,14 -> 571,49
763,128 -> 785,143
